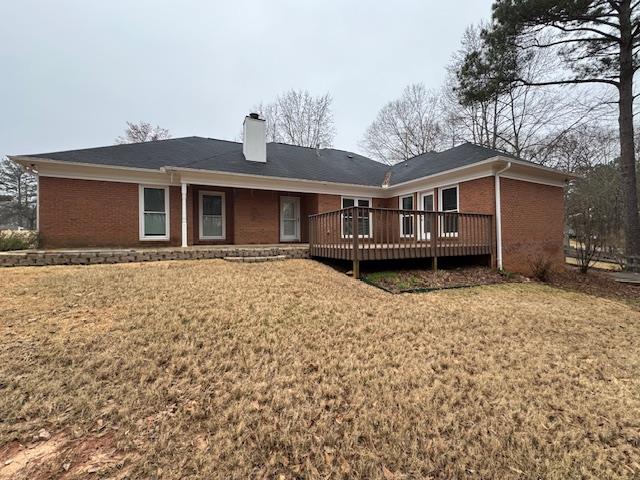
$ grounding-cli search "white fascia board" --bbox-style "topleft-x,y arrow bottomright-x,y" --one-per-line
12,156 -> 178,186
386,156 -> 572,196
389,165 -> 497,198
166,167 -> 382,197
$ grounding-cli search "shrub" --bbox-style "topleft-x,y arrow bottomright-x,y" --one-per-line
529,256 -> 553,282
0,230 -> 39,251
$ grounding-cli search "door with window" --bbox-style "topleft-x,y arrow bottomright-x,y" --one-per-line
280,196 -> 300,242
400,195 -> 414,237
420,191 -> 434,240
341,197 -> 371,237
199,191 -> 225,240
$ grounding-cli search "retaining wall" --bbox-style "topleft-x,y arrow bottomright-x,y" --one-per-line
0,246 -> 310,267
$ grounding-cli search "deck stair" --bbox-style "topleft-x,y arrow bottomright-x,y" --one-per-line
223,255 -> 288,263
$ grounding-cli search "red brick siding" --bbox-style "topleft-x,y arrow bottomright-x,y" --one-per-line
314,194 -> 341,213
500,178 -> 565,274
459,177 -> 495,215
231,189 -> 316,244
231,189 -> 278,244
38,177 -> 180,248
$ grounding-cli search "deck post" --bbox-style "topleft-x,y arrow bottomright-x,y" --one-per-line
352,206 -> 360,279
431,212 -> 438,271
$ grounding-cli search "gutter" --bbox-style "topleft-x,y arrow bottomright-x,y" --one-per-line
495,161 -> 512,270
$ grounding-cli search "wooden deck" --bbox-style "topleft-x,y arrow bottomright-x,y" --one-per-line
309,207 -> 494,277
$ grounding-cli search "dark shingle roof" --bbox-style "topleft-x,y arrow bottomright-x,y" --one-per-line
24,137 -> 389,187
388,143 -> 517,185
22,137 -> 522,187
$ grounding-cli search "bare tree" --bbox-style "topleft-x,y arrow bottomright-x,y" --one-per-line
543,123 -> 618,172
360,84 -> 446,165
115,121 -> 171,144
0,157 -> 37,229
253,90 -> 336,148
567,163 -> 622,273
476,0 -> 640,260
448,24 -> 590,163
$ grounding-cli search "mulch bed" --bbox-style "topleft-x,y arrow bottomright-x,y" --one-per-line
362,265 -> 639,309
548,267 -> 640,309
362,267 -> 526,293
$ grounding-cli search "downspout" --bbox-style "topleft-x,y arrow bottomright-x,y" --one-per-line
26,162 -> 39,232
495,161 -> 511,270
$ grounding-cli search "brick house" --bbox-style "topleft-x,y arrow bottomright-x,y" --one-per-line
11,114 -> 572,274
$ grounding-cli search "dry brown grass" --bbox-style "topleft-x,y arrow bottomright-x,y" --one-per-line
1,259 -> 639,479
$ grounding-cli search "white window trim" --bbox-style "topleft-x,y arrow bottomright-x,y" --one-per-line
139,185 -> 170,241
438,184 -> 459,238
399,194 -> 415,238
418,190 -> 435,240
340,196 -> 373,238
198,190 -> 226,240
280,196 -> 301,242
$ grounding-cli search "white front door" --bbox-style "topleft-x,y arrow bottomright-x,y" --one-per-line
280,196 -> 300,242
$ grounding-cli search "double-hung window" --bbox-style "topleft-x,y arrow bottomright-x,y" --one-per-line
439,185 -> 459,237
139,185 -> 169,240
400,195 -> 414,237
341,197 -> 371,237
199,191 -> 225,240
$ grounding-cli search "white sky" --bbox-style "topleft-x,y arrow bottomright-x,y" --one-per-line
0,0 -> 494,158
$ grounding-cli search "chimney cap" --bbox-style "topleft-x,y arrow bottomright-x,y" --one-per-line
248,112 -> 260,120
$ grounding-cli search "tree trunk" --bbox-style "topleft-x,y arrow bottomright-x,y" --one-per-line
618,0 -> 640,258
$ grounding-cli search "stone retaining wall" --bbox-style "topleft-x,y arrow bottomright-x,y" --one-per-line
0,246 -> 309,267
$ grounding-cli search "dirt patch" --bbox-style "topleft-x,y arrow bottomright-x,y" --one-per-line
0,435 -> 67,479
363,266 -> 524,293
0,432 -> 125,480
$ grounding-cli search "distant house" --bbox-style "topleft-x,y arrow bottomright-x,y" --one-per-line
11,114 -> 572,274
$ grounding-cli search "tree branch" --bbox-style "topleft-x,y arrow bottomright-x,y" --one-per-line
516,77 -> 619,87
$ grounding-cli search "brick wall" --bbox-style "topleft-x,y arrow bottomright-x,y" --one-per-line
313,194 -> 341,213
38,176 -> 564,268
39,177 -> 181,248
500,178 -> 565,274
232,189 -> 280,244
39,179 -> 356,248
459,177 -> 495,215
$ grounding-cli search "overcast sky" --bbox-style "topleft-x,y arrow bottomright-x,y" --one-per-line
1,0 -> 493,159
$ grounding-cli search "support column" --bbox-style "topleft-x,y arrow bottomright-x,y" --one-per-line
181,183 -> 188,247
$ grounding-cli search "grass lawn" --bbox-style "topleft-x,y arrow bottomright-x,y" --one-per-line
1,259 -> 639,479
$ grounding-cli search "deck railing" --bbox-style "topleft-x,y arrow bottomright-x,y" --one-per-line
309,206 -> 494,277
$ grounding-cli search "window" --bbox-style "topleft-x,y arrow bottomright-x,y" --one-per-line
341,197 -> 371,237
139,185 -> 169,240
400,195 -> 414,237
199,191 -> 225,240
439,185 -> 459,237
